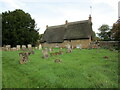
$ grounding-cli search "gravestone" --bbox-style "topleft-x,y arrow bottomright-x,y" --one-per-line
11,47 -> 17,51
28,44 -> 32,49
38,44 -> 42,50
22,45 -> 27,51
19,52 -> 29,64
42,48 -> 49,58
66,44 -> 71,49
6,45 -> 11,51
16,45 -> 20,50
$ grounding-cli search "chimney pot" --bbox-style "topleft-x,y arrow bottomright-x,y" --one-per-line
46,25 -> 48,29
65,20 -> 68,24
89,14 -> 92,22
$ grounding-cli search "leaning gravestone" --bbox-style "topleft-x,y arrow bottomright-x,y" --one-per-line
16,45 -> 20,50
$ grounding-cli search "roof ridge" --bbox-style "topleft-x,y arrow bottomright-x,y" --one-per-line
47,20 -> 89,29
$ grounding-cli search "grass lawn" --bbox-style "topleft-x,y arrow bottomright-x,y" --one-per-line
2,48 -> 118,88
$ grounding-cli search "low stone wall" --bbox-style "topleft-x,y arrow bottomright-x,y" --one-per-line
98,41 -> 119,49
88,41 -> 119,49
98,41 -> 118,46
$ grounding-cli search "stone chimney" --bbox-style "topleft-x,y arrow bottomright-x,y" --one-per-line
89,14 -> 92,22
46,25 -> 48,29
65,20 -> 68,25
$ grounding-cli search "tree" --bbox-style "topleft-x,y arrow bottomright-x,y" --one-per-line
111,18 -> 120,41
2,9 -> 39,47
97,24 -> 111,41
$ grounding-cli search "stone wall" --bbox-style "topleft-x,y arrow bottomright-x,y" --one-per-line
98,41 -> 119,49
41,38 -> 91,48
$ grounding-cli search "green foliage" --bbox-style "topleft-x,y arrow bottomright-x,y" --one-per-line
2,9 -> 39,47
111,21 -> 120,41
91,30 -> 96,40
97,24 -> 111,41
2,49 -> 118,88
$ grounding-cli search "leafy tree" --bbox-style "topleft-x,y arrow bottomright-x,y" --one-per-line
2,9 -> 39,47
97,24 -> 111,41
111,19 -> 120,41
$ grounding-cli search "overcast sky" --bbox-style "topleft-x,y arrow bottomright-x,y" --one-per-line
0,0 -> 119,34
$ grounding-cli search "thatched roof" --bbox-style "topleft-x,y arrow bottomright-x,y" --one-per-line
41,20 -> 94,43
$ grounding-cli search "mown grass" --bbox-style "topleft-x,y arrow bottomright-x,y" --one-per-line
2,48 -> 118,88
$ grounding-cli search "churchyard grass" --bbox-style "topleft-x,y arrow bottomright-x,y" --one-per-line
2,48 -> 118,88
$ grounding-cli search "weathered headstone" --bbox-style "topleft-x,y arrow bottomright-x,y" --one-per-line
16,45 -> 21,50
66,44 -> 72,53
38,44 -> 42,50
19,52 -> 29,64
28,44 -> 32,49
22,45 -> 27,51
11,47 -> 17,51
66,44 -> 71,49
6,45 -> 11,51
22,45 -> 26,48
42,48 -> 49,58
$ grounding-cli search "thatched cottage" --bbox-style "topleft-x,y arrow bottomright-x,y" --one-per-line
40,15 -> 95,48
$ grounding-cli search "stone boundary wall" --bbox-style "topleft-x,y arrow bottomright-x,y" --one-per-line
98,41 -> 119,48
89,41 -> 119,49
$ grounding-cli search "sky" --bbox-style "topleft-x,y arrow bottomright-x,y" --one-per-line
0,0 -> 119,34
